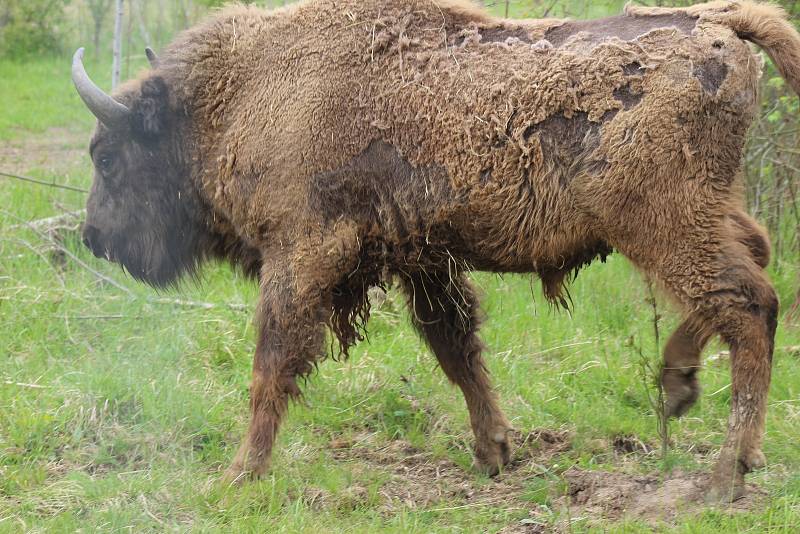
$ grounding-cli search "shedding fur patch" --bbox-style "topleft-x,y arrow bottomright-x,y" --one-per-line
544,13 -> 696,48
523,111 -> 613,188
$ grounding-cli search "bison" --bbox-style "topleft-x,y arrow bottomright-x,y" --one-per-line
72,0 -> 800,501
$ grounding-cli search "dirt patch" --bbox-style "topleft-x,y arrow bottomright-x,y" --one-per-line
0,127 -> 89,175
559,467 -> 768,526
328,429 -> 571,514
327,428 -> 768,529
507,428 -> 572,466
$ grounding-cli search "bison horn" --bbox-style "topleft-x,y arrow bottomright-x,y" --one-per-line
145,47 -> 158,68
71,48 -> 130,128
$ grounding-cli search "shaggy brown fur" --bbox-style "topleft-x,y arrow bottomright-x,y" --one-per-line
75,0 -> 800,501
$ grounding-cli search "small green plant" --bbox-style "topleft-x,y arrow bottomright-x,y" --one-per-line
632,279 -> 670,466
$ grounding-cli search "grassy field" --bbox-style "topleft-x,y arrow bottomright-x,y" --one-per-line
2,47 -> 800,534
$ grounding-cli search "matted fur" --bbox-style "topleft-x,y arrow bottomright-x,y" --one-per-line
76,0 -> 800,500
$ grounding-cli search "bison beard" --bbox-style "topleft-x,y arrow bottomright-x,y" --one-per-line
72,0 -> 800,502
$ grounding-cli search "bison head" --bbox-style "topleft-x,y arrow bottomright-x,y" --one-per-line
72,48 -> 209,288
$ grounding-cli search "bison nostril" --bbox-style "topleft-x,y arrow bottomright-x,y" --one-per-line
81,224 -> 105,258
82,225 -> 95,246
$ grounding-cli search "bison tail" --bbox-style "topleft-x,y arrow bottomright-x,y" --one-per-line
717,1 -> 800,96
625,1 -> 800,95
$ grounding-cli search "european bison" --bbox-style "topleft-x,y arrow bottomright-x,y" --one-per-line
72,0 -> 800,501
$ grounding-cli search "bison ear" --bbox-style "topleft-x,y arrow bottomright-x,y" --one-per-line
130,76 -> 170,139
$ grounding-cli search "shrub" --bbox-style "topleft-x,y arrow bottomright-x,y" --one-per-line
0,0 -> 71,59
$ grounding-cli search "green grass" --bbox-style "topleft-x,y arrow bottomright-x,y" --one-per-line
488,0 -> 629,19
2,49 -> 800,532
0,58 -> 95,140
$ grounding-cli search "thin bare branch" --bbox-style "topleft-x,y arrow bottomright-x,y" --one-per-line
3,208 -> 250,313
8,210 -> 85,232
0,171 -> 88,194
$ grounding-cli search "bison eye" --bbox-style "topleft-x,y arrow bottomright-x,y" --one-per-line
98,156 -> 113,174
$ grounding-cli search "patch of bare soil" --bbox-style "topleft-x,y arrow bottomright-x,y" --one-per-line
326,429 -> 568,514
326,428 -> 767,530
0,127 -> 88,175
559,467 -> 767,526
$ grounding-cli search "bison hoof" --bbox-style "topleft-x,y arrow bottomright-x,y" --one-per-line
707,463 -> 745,503
473,428 -> 512,476
221,464 -> 252,486
662,368 -> 700,418
706,446 -> 765,503
222,443 -> 270,485
705,479 -> 746,504
222,461 -> 270,485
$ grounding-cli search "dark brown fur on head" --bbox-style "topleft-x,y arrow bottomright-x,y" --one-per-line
82,76 -> 260,287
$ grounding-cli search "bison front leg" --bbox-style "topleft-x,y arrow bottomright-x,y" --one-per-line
223,266 -> 326,484
402,272 -> 512,476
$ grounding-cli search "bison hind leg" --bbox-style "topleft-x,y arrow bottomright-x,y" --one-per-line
402,271 -> 512,476
661,211 -> 771,420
